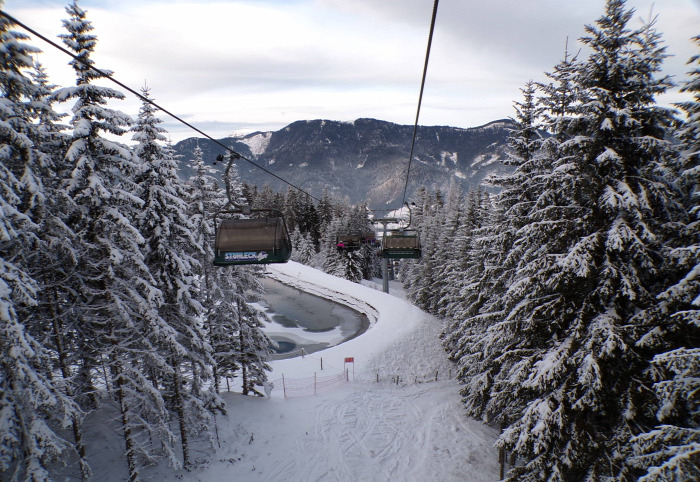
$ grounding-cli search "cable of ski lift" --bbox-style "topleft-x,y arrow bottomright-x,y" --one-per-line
399,0 -> 439,210
371,0 -> 438,277
0,10 -> 320,204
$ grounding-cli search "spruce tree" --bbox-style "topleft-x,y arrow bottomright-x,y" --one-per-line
0,11 -> 81,479
187,145 -> 240,395
54,2 -> 179,478
626,34 -> 700,481
454,2 -> 686,479
316,188 -> 335,231
449,79 -> 549,432
28,43 -> 92,482
232,272 -> 275,397
130,87 -> 224,470
441,188 -> 491,351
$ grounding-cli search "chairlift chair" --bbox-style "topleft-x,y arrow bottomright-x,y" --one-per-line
380,231 -> 421,259
214,209 -> 292,266
361,235 -> 377,246
336,233 -> 362,251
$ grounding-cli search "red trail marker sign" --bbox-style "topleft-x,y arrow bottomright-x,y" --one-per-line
344,357 -> 355,380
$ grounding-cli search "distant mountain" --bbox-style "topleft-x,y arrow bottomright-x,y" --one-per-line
172,117 -> 513,207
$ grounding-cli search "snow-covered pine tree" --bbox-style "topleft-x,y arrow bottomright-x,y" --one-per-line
187,145 -> 240,395
251,183 -> 276,210
316,188 -> 335,233
283,187 -> 298,234
358,240 -> 381,281
300,232 -> 319,266
130,86 -> 223,470
27,43 -> 94,482
296,193 -> 321,242
232,277 -> 275,397
321,215 -> 345,277
433,179 -> 465,318
290,226 -> 318,265
0,270 -> 81,481
241,181 -> 257,207
0,11 -> 82,480
289,226 -> 303,254
0,6 -> 45,240
403,191 -> 443,311
440,188 -> 491,353
625,34 -> 700,481
341,250 -> 364,283
54,0 -> 131,409
131,87 -> 224,470
468,2 -> 685,480
447,79 -> 548,431
54,3 -> 191,478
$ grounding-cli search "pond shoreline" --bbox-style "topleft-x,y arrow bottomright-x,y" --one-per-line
259,277 -> 370,360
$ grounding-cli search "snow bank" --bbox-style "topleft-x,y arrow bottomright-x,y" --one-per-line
265,262 -> 453,386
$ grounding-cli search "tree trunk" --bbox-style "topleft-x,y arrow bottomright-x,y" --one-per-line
239,330 -> 248,396
49,288 -> 90,481
213,364 -> 220,395
114,360 -> 139,482
109,313 -> 139,482
171,360 -> 190,469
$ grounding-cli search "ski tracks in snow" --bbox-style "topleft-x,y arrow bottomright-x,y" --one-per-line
264,381 -> 498,482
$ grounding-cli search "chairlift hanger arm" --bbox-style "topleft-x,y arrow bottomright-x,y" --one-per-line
214,153 -> 246,211
403,202 -> 413,229
372,202 -> 413,229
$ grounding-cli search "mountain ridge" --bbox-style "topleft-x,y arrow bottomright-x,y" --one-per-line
173,117 -> 513,207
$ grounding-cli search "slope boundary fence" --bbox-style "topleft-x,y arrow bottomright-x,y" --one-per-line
269,370 -> 349,399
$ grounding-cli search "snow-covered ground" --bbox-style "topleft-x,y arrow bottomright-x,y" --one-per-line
95,262 -> 500,481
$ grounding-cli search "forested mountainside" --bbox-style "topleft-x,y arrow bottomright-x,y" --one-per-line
173,118 -> 513,206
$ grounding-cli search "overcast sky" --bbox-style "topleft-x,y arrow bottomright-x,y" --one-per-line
5,0 -> 700,142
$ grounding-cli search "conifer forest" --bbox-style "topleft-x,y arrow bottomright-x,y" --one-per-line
1,0 -> 698,480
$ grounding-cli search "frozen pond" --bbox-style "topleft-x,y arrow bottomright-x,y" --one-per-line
258,277 -> 369,359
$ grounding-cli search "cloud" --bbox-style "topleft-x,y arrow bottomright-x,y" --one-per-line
6,0 -> 700,142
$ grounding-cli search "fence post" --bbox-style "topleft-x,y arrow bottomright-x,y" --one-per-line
376,373 -> 379,383
282,374 -> 286,399
314,372 -> 317,395
321,357 -> 323,370
435,370 -> 439,381
499,421 -> 506,480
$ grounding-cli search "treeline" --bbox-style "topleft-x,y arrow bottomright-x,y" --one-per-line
243,183 -> 382,283
402,1 -> 699,480
1,2 -> 274,480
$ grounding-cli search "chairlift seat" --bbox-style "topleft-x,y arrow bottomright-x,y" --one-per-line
381,234 -> 421,259
214,216 -> 292,265
336,233 -> 362,251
